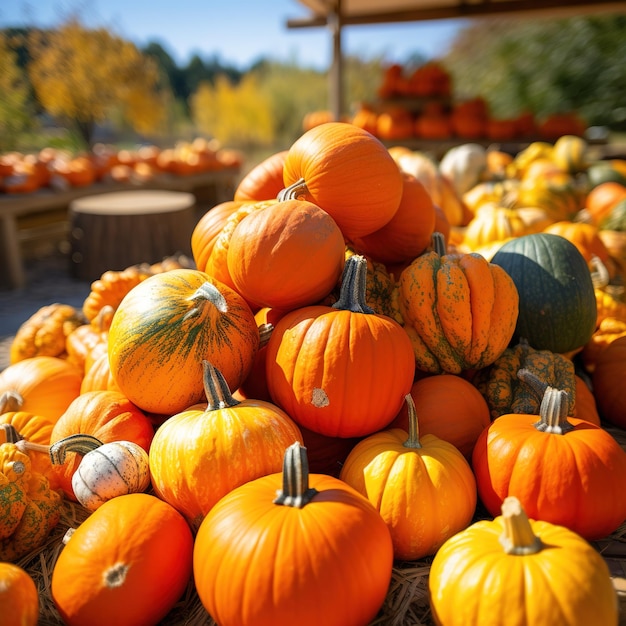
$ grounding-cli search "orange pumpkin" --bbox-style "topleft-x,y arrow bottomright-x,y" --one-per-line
266,255 -> 415,437
107,268 -> 259,415
65,306 -> 114,372
0,562 -> 38,626
227,199 -> 345,311
583,181 -> 626,226
79,351 -> 121,394
389,373 -> 491,459
193,442 -> 393,626
191,200 -> 244,272
149,361 -> 303,531
281,122 -> 403,240
49,390 -> 154,500
472,383 -> 626,540
592,334 -> 626,429
234,150 -> 288,202
350,172 -> 436,265
51,493 -> 193,626
0,356 -> 83,421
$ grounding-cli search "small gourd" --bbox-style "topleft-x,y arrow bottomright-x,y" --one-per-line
0,562 -> 39,626
62,435 -> 150,511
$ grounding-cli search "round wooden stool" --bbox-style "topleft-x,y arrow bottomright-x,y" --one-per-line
69,190 -> 196,280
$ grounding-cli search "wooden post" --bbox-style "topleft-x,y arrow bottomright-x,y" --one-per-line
329,0 -> 344,121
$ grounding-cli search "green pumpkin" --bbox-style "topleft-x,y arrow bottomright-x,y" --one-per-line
490,233 -> 597,354
586,162 -> 626,188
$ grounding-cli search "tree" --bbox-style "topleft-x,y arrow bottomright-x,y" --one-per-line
0,31 -> 33,150
191,73 -> 275,147
443,15 -> 626,129
27,19 -> 169,147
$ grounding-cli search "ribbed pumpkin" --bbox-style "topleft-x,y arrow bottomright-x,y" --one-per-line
389,373 -> 491,459
429,496 -> 619,626
0,562 -> 39,626
266,255 -> 415,438
191,200 -> 243,272
149,361 -> 303,532
227,199 -> 345,311
350,172 -> 436,265
107,268 -> 259,415
79,350 -> 120,394
340,394 -> 477,560
193,441 -> 393,626
398,233 -> 519,374
472,382 -> 626,540
65,306 -> 114,372
48,390 -> 154,501
490,233 -> 597,355
281,121 -> 403,240
0,356 -> 83,421
233,150 -> 288,201
51,493 -> 193,626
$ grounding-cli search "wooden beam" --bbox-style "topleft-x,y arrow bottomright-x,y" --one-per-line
286,0 -> 626,28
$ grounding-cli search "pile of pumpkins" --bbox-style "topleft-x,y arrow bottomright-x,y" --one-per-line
2,122 -> 626,626
0,137 -> 243,195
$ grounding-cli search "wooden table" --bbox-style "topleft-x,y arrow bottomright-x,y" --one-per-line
0,168 -> 239,289
69,190 -> 197,281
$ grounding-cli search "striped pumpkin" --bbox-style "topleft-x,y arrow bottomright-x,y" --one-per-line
108,269 -> 260,415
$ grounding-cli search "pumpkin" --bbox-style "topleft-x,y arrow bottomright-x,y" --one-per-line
193,441 -> 393,626
429,496 -> 619,626
514,171 -> 583,222
0,356 -> 83,421
0,562 -> 39,626
582,180 -> 626,226
350,172 -> 436,265
340,394 -> 476,560
62,435 -> 151,511
190,200 -> 243,271
551,134 -> 589,173
490,233 -> 597,355
65,305 -> 114,372
592,334 -> 626,428
107,268 -> 259,415
227,199 -> 345,311
600,197 -> 626,232
9,303 -> 85,363
234,149 -> 289,201
149,360 -> 303,532
398,232 -> 519,374
48,390 -> 154,501
471,338 -> 577,420
281,121 -> 404,240
51,493 -> 193,626
439,143 -> 487,196
0,437 -> 62,561
375,107 -> 414,141
389,373 -> 491,459
79,350 -> 121,394
81,264 -> 154,323
472,382 -> 626,540
266,255 -> 415,438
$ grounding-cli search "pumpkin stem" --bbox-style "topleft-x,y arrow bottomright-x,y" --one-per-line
403,393 -> 422,449
185,282 -> 228,320
274,441 -> 319,508
0,390 -> 24,414
589,255 -> 610,289
332,255 -> 375,314
0,423 -> 22,444
431,231 -> 447,256
277,178 -> 309,202
259,323 -> 273,349
533,386 -> 573,434
47,434 -> 104,465
499,496 -> 543,555
202,360 -> 240,410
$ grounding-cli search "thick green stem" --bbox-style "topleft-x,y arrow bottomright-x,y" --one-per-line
202,360 -> 239,410
184,282 -> 228,320
431,231 -> 447,256
332,254 -> 375,314
499,496 -> 543,555
48,434 -> 104,465
0,424 -> 22,443
518,370 -> 573,434
259,323 -> 273,349
273,441 -> 319,508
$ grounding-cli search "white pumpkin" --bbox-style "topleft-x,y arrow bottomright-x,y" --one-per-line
439,143 -> 487,196
71,440 -> 150,511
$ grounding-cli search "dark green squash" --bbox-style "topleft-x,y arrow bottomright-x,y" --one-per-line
490,233 -> 597,354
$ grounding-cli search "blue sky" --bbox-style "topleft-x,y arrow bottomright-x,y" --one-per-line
1,0 -> 469,69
